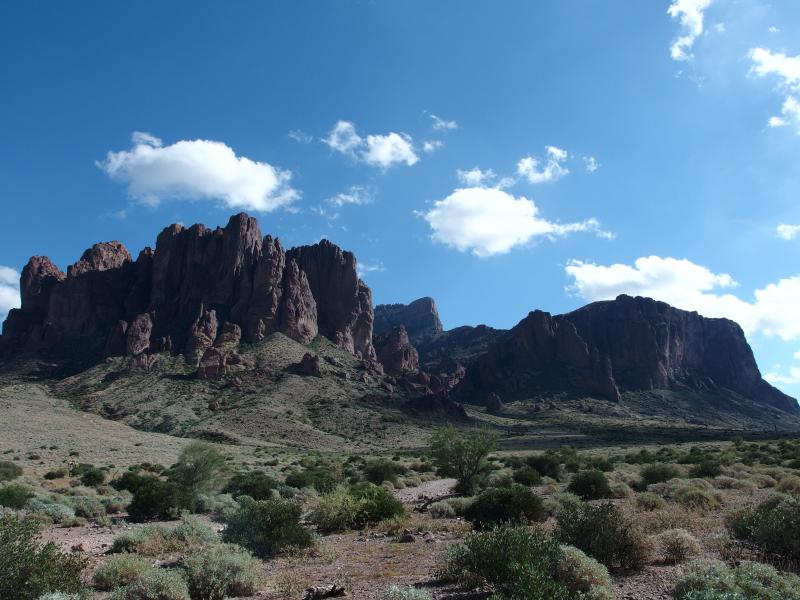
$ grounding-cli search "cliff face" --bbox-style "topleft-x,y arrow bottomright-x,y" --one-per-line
1,213 -> 375,363
374,297 -> 443,343
459,294 -> 798,413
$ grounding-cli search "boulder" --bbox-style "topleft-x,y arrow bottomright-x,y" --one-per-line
486,392 -> 504,413
297,353 -> 322,377
374,325 -> 419,376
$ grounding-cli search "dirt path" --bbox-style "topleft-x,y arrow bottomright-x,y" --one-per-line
395,478 -> 457,505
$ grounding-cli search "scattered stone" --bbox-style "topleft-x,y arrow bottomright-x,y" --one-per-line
303,584 -> 347,599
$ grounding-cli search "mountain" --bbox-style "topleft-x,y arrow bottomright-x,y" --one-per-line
1,213 -> 376,374
374,297 -> 443,343
456,294 -> 798,414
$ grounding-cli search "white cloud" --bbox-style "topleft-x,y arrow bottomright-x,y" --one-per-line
777,223 -> 800,240
584,156 -> 599,173
769,26 -> 780,34
287,129 -> 313,144
765,350 -> 800,385
457,167 -> 496,186
748,48 -> 800,130
423,187 -> 610,257
422,140 -> 444,153
98,132 -> 298,212
517,146 -> 570,184
324,121 -> 419,169
326,185 -> 373,207
565,256 -> 800,341
429,113 -> 458,131
356,260 -> 385,278
667,0 -> 712,61
0,266 -> 21,324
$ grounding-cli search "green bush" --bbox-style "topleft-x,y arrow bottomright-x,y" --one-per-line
428,501 -> 456,519
0,483 -> 31,509
652,528 -> 701,563
222,497 -> 313,558
93,554 -> 155,590
71,495 -> 105,518
183,543 -> 261,600
674,559 -> 800,600
527,453 -> 563,481
439,525 -> 612,600
111,471 -> 153,494
128,478 -> 184,522
223,471 -> 277,500
635,493 -> 666,511
170,514 -> 218,547
429,425 -> 498,494
554,502 -> 654,571
25,497 -> 76,524
284,464 -> 341,493
728,494 -> 800,561
168,442 -> 227,512
111,516 -> 215,557
567,470 -> 612,500
0,513 -> 86,600
640,463 -> 682,485
690,460 -> 723,479
0,460 -> 23,482
364,459 -> 407,485
383,586 -> 432,600
674,485 -> 722,510
79,467 -> 106,487
463,484 -> 545,530
110,569 -> 190,600
350,482 -> 405,526
310,483 -> 405,533
43,469 -> 67,480
512,466 -> 542,486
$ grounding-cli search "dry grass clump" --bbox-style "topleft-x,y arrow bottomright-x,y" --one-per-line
651,528 -> 701,564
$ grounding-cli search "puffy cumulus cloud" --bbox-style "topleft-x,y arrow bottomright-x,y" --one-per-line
98,132 -> 298,212
667,0 -> 712,61
777,223 -> 800,240
457,167 -> 496,186
323,120 -> 419,169
565,256 -> 800,340
422,187 -> 610,257
0,266 -> 21,324
429,113 -> 458,131
517,146 -> 570,184
748,48 -> 800,131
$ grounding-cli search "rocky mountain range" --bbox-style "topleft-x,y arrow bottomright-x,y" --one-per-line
1,212 -> 796,420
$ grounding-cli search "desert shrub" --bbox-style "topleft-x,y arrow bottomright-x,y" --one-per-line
545,492 -> 583,517
690,460 -> 723,479
463,484 -> 545,530
111,471 -> 153,494
93,554 -> 155,590
674,485 -> 722,510
748,473 -> 777,488
429,500 -> 456,519
223,471 -> 277,500
610,482 -> 635,499
112,525 -> 177,556
0,483 -> 31,509
439,525 -> 571,600
168,442 -> 227,512
364,459 -> 406,485
103,496 -> 127,514
556,545 -> 614,600
776,474 -> 800,495
674,559 -> 800,600
429,425 -> 498,494
128,478 -> 184,522
110,569 -> 189,600
183,543 -> 261,600
285,465 -> 341,493
79,467 -> 106,487
652,528 -> 701,563
36,594 -> 80,600
0,513 -> 86,600
309,485 -> 362,533
222,497 -> 313,558
512,466 -> 542,486
170,514 -> 218,547
351,482 -> 405,525
640,463 -> 682,486
25,497 -> 76,524
71,495 -> 105,518
635,493 -> 666,511
444,496 -> 475,516
567,470 -> 612,500
383,585 -> 432,600
555,501 -> 654,571
527,453 -> 563,481
0,460 -> 22,482
728,494 -> 800,561
44,469 -> 68,480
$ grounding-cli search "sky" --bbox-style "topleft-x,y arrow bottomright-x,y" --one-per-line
1,1 -> 800,396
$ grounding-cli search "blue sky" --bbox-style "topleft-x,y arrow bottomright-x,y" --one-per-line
1,1 -> 800,396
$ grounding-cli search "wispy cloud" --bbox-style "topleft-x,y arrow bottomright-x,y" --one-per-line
0,266 -> 21,324
457,167 -> 496,186
428,113 -> 458,131
777,223 -> 800,240
667,0 -> 713,61
357,260 -> 385,278
749,47 -> 800,131
517,146 -> 570,184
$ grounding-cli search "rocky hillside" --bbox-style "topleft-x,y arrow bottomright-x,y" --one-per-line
1,213 -> 376,376
456,294 -> 798,414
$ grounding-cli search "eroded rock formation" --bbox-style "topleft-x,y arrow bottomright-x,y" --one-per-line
1,213 -> 376,368
374,297 -> 443,343
374,325 -> 419,376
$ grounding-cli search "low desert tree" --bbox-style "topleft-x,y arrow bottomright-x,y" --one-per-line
429,425 -> 498,494
168,442 -> 227,511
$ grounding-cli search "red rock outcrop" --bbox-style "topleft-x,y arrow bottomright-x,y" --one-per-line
459,295 -> 798,413
296,352 -> 323,377
486,392 -> 504,413
1,213 -> 376,371
374,325 -> 419,376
